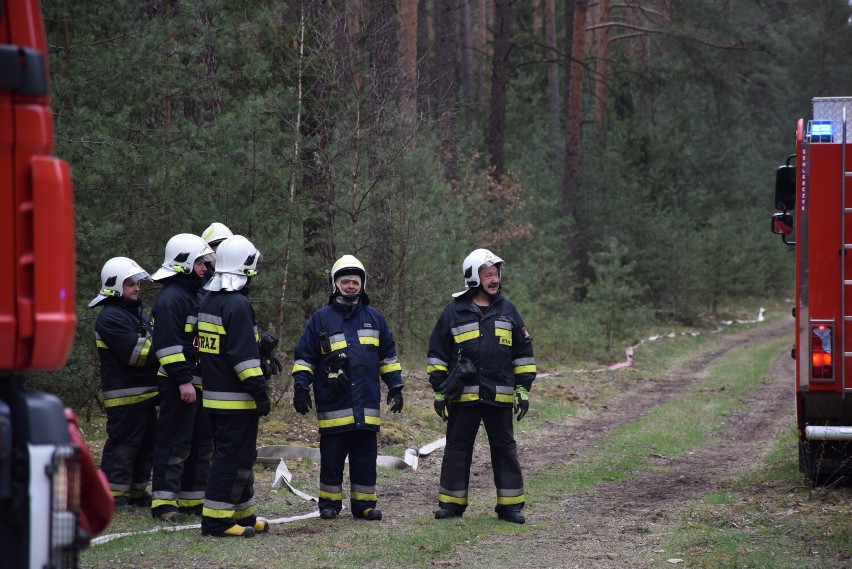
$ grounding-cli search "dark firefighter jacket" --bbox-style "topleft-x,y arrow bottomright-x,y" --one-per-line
197,290 -> 267,413
291,298 -> 403,434
94,298 -> 159,408
427,291 -> 536,406
151,275 -> 203,387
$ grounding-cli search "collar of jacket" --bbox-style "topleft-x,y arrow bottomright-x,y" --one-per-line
111,296 -> 143,312
455,291 -> 503,313
327,290 -> 371,306
166,271 -> 204,292
331,296 -> 362,318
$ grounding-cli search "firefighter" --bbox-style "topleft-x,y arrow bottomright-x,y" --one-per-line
291,255 -> 404,521
198,235 -> 271,538
149,233 -> 215,523
89,257 -> 159,509
200,222 -> 233,291
201,222 -> 233,253
427,248 -> 536,524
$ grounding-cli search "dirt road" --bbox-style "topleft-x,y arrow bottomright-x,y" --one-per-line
381,317 -> 795,568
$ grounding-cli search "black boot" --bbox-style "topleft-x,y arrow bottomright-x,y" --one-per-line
497,510 -> 525,524
434,508 -> 463,519
319,508 -> 338,520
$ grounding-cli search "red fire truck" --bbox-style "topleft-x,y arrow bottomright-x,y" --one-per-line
1,0 -> 113,566
773,96 -> 852,485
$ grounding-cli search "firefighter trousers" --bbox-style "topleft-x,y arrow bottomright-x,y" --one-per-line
151,382 -> 213,516
319,429 -> 378,518
437,402 -> 525,515
100,401 -> 156,499
201,413 -> 260,534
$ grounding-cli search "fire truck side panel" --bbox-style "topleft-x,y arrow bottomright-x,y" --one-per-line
0,0 -> 18,368
795,120 -> 804,399
803,143 -> 843,394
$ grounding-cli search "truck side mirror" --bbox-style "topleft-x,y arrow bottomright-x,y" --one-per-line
772,212 -> 795,245
772,212 -> 793,235
775,162 -> 796,211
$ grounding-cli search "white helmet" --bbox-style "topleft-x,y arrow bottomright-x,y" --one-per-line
330,255 -> 366,296
452,248 -> 504,298
201,222 -> 233,247
150,233 -> 214,281
88,257 -> 150,307
205,235 -> 261,292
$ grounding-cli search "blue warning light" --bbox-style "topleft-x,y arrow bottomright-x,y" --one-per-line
808,120 -> 834,143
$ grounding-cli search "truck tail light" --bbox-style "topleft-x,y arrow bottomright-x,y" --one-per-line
811,325 -> 833,379
50,445 -> 83,567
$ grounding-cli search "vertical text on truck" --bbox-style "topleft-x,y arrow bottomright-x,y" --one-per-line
1,0 -> 113,567
772,96 -> 852,485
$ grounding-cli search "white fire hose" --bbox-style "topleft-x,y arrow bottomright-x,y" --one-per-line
91,437 -> 446,545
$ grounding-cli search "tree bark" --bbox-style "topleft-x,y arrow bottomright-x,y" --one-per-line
332,0 -> 356,97
398,0 -> 418,117
562,0 -> 588,283
591,0 -> 611,124
489,0 -> 511,183
460,0 -> 473,125
545,0 -> 559,161
298,1 -> 337,320
563,0 -> 586,222
416,0 -> 431,120
367,0 -> 398,301
435,0 -> 458,186
473,0 -> 488,105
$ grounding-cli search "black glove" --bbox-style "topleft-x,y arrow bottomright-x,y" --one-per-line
433,394 -> 448,422
254,391 -> 271,417
293,387 -> 312,415
326,369 -> 348,392
436,372 -> 463,402
258,333 -> 282,379
437,357 -> 476,401
514,386 -> 529,421
261,355 -> 283,379
387,386 -> 403,413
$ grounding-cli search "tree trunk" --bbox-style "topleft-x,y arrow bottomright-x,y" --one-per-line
563,0 -> 586,221
545,0 -> 559,162
298,1 -> 337,320
562,0 -> 588,283
435,0 -> 458,186
416,0 -> 431,120
181,9 -> 221,125
489,0 -> 511,183
460,0 -> 473,125
473,0 -> 488,105
367,0 -> 398,302
591,0 -> 611,124
398,0 -> 417,117
332,0 -> 356,97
